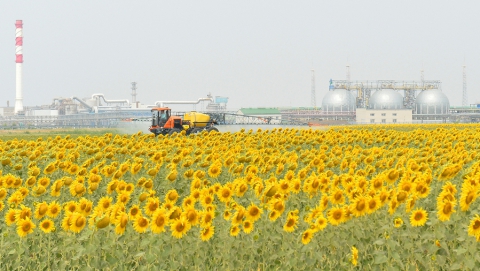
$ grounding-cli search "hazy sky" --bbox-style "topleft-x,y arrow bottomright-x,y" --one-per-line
1,1 -> 479,110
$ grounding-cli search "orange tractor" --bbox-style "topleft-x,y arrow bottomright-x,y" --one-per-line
149,107 -> 219,136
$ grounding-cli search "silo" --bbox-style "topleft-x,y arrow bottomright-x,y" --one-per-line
414,89 -> 450,115
368,89 -> 404,109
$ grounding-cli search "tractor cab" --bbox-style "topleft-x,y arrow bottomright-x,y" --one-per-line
149,107 -> 184,135
152,107 -> 171,127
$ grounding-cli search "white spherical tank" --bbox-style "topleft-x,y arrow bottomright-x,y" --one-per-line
321,89 -> 356,112
368,89 -> 404,109
414,90 -> 450,114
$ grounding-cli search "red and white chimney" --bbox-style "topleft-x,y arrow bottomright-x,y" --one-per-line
15,20 -> 24,114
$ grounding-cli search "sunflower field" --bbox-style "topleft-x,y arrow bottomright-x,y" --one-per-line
1,124 -> 480,270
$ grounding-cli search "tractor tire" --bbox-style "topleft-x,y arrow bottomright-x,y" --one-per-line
207,127 -> 219,133
168,128 -> 182,136
189,128 -> 204,135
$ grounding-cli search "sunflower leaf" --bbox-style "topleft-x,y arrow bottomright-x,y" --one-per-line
374,254 -> 388,264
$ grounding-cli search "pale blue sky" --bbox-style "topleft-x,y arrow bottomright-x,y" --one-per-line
0,1 -> 479,110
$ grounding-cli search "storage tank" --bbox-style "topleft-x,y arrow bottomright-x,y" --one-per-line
368,89 -> 404,109
321,89 -> 356,113
414,89 -> 450,115
184,112 -> 210,127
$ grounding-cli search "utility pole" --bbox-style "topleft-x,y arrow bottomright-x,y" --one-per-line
311,69 -> 316,108
131,82 -> 137,104
463,65 -> 467,106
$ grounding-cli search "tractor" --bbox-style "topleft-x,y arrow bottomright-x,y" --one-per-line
149,107 -> 219,136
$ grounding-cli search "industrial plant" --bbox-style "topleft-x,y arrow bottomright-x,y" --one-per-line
1,20 -> 480,130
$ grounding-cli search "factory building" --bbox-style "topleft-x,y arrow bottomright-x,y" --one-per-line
356,109 -> 412,124
356,88 -> 413,124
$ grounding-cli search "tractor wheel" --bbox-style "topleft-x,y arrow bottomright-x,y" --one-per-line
207,127 -> 219,133
189,128 -> 204,135
168,128 -> 182,136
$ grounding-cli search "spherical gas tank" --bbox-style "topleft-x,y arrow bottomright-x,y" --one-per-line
368,89 -> 404,109
414,90 -> 450,114
321,89 -> 356,112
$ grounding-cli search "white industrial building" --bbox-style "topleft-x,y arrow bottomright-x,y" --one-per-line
356,108 -> 412,124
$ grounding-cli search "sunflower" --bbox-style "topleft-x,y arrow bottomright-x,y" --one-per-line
283,214 -> 299,233
166,170 -> 177,182
39,219 -> 55,233
246,204 -> 262,222
351,246 -> 358,266
314,216 -> 328,231
128,205 -> 142,220
272,200 -> 285,214
69,181 -> 86,197
218,186 -> 233,203
47,201 -> 61,218
17,205 -> 32,221
291,179 -> 301,194
95,214 -> 111,230
230,225 -> 240,237
133,216 -> 150,233
437,200 -> 455,222
200,210 -> 215,227
441,181 -> 457,195
106,180 -> 118,194
16,218 -> 36,237
223,210 -> 231,221
268,210 -> 281,221
460,188 -> 477,211
151,209 -> 168,234
165,189 -> 179,203
184,207 -> 200,226
301,229 -> 315,245
171,217 -> 190,238
98,196 -> 113,211
115,212 -> 129,235
208,163 -> 222,178
350,195 -> 368,217
388,198 -> 399,215
200,194 -> 214,207
414,180 -> 430,199
327,206 -> 345,226
70,212 -> 87,233
243,220 -> 254,234
168,207 -> 182,220
330,189 -> 345,205
182,196 -> 195,209
5,209 -> 18,226
410,208 -> 428,227
25,176 -> 36,187
393,217 -> 403,228
50,180 -> 63,197
64,201 -> 78,213
468,214 -> 480,237
61,212 -> 74,232
200,225 -> 215,241
366,196 -> 380,214
34,202 -> 49,219
117,192 -> 130,205
231,207 -> 246,226
144,197 -> 160,217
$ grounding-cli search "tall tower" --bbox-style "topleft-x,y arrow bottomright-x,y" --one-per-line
463,65 -> 467,106
131,82 -> 137,104
346,64 -> 350,82
15,20 -> 24,114
311,69 -> 316,108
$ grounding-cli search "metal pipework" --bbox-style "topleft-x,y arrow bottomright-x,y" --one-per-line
91,93 -> 130,106
154,97 -> 213,107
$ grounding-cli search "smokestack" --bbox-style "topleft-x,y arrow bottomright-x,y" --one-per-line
15,20 -> 24,114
